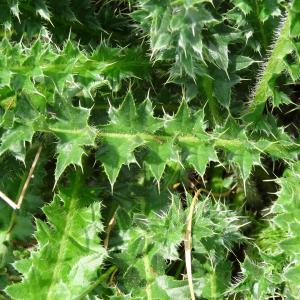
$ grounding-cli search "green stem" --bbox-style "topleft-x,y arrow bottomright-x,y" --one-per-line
244,13 -> 292,122
210,272 -> 217,300
76,266 -> 117,300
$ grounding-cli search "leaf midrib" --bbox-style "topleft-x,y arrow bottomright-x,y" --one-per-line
97,131 -> 298,155
46,181 -> 79,300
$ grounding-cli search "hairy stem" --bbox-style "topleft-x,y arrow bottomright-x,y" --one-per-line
244,13 -> 292,122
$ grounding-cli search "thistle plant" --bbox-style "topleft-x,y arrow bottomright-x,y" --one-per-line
0,0 -> 300,299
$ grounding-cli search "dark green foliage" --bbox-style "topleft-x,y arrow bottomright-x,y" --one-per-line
0,0 -> 300,299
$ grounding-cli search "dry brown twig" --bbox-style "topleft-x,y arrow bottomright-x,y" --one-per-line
0,145 -> 42,210
0,190 -> 18,210
16,145 -> 42,209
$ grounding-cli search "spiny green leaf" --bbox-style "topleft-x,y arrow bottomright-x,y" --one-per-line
0,124 -> 34,162
231,256 -> 280,299
165,101 -> 218,176
232,55 -> 257,71
235,162 -> 300,298
42,100 -> 96,184
6,173 -> 106,300
0,39 -> 149,106
133,0 -> 237,79
96,94 -> 300,186
97,93 -> 163,186
34,0 -> 52,23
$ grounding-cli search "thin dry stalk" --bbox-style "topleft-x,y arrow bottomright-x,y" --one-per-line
0,190 -> 18,210
184,189 -> 202,300
16,145 -> 42,209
